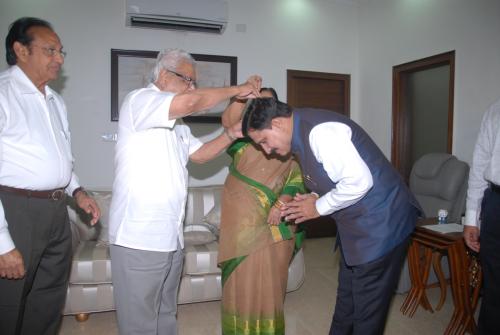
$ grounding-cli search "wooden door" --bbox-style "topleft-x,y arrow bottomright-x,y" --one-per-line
392,51 -> 455,182
287,69 -> 350,238
287,70 -> 350,115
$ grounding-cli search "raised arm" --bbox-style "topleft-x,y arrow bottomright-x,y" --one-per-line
221,98 -> 246,128
189,124 -> 240,164
169,75 -> 261,120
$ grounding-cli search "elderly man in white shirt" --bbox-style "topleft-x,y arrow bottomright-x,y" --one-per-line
0,17 -> 100,335
108,48 -> 261,335
463,97 -> 500,334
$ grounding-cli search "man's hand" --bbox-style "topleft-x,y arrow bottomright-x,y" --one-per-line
75,192 -> 101,225
0,248 -> 25,279
281,193 -> 320,224
463,225 -> 480,252
236,75 -> 262,99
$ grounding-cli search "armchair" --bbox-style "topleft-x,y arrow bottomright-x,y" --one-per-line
409,153 -> 469,223
396,153 -> 469,294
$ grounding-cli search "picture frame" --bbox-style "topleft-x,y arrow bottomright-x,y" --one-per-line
110,49 -> 237,122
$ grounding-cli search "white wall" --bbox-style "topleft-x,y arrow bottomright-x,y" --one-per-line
357,0 -> 500,163
0,0 -> 359,189
1,0 -> 499,189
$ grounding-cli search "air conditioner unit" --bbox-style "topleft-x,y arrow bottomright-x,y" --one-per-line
126,0 -> 228,34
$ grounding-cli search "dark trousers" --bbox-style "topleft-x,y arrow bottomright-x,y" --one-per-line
478,187 -> 500,335
329,236 -> 410,335
0,192 -> 71,335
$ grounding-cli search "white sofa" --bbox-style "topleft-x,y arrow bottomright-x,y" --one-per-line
63,186 -> 306,321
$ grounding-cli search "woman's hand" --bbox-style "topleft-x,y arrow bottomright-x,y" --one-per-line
267,206 -> 283,225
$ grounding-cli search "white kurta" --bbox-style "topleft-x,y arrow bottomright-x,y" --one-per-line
109,84 -> 203,252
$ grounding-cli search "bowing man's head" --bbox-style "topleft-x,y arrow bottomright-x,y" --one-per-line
242,97 -> 293,157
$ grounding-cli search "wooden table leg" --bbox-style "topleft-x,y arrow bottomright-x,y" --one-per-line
432,251 -> 447,311
445,241 -> 478,335
401,241 -> 434,317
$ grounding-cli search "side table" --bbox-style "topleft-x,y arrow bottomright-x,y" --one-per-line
400,218 -> 482,335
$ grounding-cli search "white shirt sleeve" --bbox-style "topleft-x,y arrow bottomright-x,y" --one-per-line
65,172 -> 81,196
187,131 -> 204,155
309,122 -> 373,216
464,104 -> 498,227
129,88 -> 176,131
0,204 -> 14,254
0,104 -> 15,254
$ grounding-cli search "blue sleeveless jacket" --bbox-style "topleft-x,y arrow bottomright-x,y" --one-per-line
291,108 -> 420,265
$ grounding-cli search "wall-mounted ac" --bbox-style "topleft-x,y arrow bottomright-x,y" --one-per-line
126,0 -> 228,34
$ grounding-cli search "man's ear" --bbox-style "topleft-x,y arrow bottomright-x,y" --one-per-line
13,41 -> 29,63
271,117 -> 282,130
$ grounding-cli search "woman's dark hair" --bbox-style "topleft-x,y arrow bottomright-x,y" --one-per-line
260,87 -> 278,100
5,17 -> 52,65
241,98 -> 292,137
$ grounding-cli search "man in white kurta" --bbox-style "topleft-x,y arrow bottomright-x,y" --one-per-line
109,48 -> 261,335
110,84 -> 202,252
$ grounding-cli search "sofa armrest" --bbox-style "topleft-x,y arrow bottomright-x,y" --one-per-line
286,248 -> 306,292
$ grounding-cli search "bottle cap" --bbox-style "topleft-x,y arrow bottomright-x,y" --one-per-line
438,209 -> 448,217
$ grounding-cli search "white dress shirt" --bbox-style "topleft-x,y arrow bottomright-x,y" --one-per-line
464,98 -> 500,227
109,84 -> 203,252
309,122 -> 374,216
0,66 -> 80,254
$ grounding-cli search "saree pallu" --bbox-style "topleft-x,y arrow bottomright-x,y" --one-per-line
218,140 -> 305,335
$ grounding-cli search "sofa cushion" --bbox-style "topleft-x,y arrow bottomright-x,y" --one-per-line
183,241 -> 220,275
64,283 -> 115,315
177,273 -> 221,304
202,202 -> 221,237
88,190 -> 112,243
67,199 -> 99,242
184,230 -> 216,247
184,186 -> 222,227
69,240 -> 112,284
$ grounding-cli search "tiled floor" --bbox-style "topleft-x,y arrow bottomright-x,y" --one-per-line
59,237 -> 467,334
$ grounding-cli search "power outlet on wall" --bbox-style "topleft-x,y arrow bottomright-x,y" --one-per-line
101,133 -> 118,142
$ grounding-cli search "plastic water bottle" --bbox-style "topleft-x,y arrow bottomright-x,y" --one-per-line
438,209 -> 448,224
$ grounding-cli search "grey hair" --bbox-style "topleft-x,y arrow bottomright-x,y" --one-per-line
151,48 -> 196,83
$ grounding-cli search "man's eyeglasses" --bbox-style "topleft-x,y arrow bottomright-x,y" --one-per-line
167,69 -> 196,88
30,44 -> 67,58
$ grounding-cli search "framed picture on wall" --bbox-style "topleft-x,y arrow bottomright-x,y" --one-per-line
110,49 -> 237,122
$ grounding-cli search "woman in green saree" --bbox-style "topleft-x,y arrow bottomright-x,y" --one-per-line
218,88 -> 305,335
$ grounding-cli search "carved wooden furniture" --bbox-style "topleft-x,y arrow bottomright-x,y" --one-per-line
401,218 -> 482,335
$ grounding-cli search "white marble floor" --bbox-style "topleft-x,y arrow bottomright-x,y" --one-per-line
59,237 -> 467,335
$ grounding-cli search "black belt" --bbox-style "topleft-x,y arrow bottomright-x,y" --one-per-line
0,185 -> 66,200
491,183 -> 500,194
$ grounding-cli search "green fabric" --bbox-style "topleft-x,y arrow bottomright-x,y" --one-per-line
227,138 -> 252,157
277,222 -> 292,240
223,139 -> 306,283
222,310 -> 285,335
220,256 -> 247,287
294,227 -> 306,251
281,164 -> 306,196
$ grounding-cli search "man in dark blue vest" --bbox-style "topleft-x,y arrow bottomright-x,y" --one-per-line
241,98 -> 421,335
